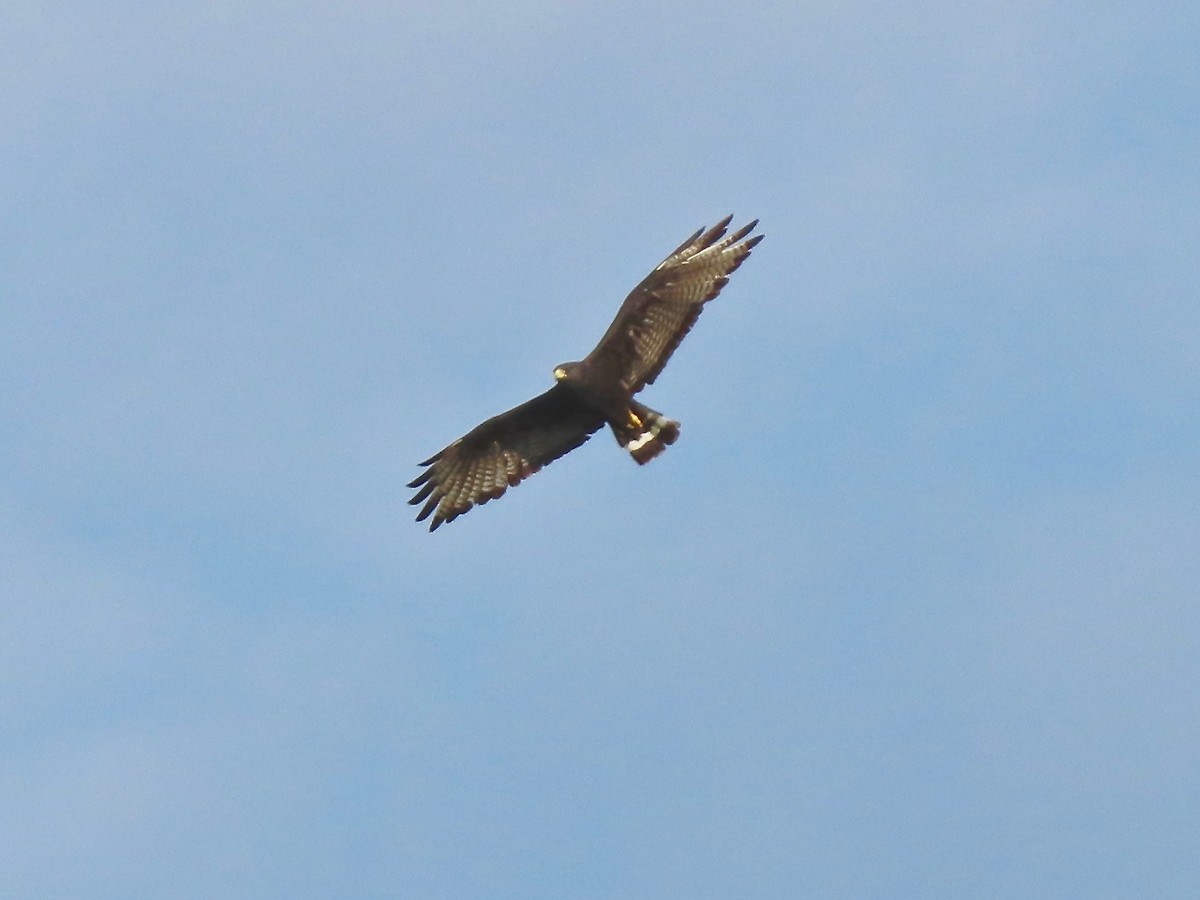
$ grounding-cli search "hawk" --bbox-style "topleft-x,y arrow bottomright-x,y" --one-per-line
409,215 -> 763,530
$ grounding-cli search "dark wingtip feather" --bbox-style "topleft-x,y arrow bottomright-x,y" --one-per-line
408,480 -> 436,505
415,494 -> 441,522
698,215 -> 733,249
407,468 -> 433,489
727,219 -> 759,244
431,505 -> 466,531
667,225 -> 706,258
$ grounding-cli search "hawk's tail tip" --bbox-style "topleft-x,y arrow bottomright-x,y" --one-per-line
622,411 -> 680,465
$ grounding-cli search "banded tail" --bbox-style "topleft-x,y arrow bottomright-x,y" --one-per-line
612,401 -> 680,465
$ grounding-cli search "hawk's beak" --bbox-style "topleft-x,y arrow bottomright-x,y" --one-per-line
553,367 -> 566,381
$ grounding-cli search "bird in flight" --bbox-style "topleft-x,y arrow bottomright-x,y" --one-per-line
409,215 -> 763,530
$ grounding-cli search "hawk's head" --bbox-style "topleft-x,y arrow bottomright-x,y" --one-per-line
553,362 -> 583,383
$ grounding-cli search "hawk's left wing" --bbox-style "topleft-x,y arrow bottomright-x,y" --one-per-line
584,216 -> 762,393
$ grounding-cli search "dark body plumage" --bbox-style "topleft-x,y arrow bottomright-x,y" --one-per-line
409,216 -> 762,530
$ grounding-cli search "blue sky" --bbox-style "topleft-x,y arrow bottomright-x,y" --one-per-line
4,2 -> 1199,897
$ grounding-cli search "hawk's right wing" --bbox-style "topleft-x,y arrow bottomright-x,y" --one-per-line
408,385 -> 605,531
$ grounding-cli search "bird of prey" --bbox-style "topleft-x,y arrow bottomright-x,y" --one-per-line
409,215 -> 763,530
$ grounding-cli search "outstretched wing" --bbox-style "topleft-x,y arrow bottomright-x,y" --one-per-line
584,216 -> 763,393
408,385 -> 605,531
